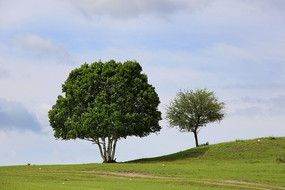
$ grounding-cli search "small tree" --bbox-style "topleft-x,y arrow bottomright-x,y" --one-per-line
165,89 -> 225,147
48,60 -> 161,163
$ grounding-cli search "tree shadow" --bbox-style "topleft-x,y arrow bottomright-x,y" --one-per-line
126,146 -> 210,163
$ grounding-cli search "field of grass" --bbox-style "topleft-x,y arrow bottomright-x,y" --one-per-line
1,137 -> 285,189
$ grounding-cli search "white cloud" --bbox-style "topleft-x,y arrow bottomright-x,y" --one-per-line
0,68 -> 10,79
1,0 -> 284,30
0,0 -> 211,30
0,55 -> 74,116
13,34 -> 73,64
16,34 -> 59,53
0,98 -> 42,133
33,103 -> 52,133
71,0 -> 211,19
266,95 -> 285,116
228,95 -> 285,118
222,83 -> 285,91
202,43 -> 255,61
0,0 -> 74,29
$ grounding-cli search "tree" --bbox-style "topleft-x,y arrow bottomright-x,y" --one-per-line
165,89 -> 225,147
48,60 -> 161,163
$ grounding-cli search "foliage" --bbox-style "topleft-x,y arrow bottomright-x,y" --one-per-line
165,88 -> 225,147
269,136 -> 276,140
48,60 -> 161,163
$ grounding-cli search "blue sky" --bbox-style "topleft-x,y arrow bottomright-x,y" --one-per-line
1,0 -> 285,165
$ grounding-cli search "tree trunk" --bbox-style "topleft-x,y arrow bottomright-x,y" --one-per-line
106,136 -> 113,162
91,137 -> 118,163
111,138 -> 118,161
102,138 -> 107,162
193,130 -> 199,147
96,142 -> 106,162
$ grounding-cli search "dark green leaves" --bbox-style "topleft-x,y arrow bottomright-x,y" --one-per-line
48,60 -> 162,141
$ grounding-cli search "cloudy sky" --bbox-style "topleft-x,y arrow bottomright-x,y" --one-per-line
1,0 -> 285,166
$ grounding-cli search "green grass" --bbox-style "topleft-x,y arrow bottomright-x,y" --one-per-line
1,137 -> 285,189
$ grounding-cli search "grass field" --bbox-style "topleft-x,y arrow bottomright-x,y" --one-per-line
1,137 -> 285,189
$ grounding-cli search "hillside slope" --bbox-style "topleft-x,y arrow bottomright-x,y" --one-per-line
1,137 -> 285,189
128,137 -> 285,163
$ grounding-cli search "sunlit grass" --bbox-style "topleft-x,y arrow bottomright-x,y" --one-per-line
1,137 -> 284,189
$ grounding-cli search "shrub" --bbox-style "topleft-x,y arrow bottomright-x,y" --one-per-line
199,142 -> 209,147
269,136 -> 276,140
276,153 -> 285,163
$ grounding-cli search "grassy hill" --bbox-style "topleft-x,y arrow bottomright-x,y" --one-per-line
129,136 -> 285,163
1,137 -> 285,189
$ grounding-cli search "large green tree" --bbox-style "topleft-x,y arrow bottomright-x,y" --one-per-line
165,89 -> 225,147
48,60 -> 161,163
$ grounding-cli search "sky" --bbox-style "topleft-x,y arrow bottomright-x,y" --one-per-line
1,0 -> 285,166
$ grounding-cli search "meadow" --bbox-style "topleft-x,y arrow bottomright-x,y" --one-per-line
1,137 -> 285,189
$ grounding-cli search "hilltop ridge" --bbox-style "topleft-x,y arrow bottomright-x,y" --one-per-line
128,137 -> 285,163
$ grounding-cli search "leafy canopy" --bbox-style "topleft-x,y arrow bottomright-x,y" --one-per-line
166,88 -> 225,147
48,60 -> 161,162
